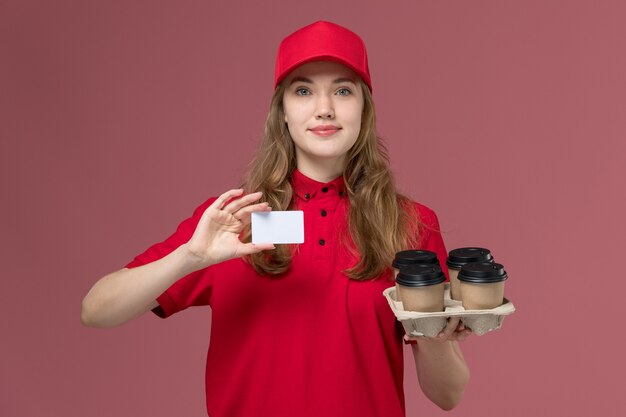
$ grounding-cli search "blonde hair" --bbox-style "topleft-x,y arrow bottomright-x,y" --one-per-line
242,80 -> 420,280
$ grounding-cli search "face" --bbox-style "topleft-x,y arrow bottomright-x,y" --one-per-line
282,61 -> 364,177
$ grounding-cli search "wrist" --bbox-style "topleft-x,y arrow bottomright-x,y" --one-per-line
416,337 -> 455,352
176,244 -> 214,272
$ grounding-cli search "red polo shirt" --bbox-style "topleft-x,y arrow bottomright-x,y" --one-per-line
126,170 -> 449,417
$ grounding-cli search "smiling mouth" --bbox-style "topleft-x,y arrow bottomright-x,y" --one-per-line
309,126 -> 341,137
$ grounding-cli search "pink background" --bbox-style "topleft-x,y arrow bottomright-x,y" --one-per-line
2,0 -> 625,416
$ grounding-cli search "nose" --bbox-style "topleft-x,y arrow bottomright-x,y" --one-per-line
315,94 -> 335,119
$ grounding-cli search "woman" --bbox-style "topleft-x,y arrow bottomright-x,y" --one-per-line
82,21 -> 470,416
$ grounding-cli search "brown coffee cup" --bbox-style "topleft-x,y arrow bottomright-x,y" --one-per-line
458,262 -> 507,310
446,247 -> 494,301
396,264 -> 446,312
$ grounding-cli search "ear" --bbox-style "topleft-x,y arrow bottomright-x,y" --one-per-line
284,112 -> 288,123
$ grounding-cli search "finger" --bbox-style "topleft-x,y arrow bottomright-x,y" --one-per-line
223,191 -> 264,214
210,189 -> 245,211
442,316 -> 461,338
234,202 -> 272,224
456,329 -> 472,342
237,242 -> 276,256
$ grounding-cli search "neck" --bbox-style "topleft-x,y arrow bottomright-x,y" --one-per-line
296,157 -> 344,183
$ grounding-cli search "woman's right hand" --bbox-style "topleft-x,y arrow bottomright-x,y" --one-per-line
184,189 -> 275,268
81,189 -> 274,328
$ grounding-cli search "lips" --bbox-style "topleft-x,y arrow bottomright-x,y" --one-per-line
309,125 -> 341,137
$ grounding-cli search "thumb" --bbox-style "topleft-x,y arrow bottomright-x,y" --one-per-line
238,242 -> 276,256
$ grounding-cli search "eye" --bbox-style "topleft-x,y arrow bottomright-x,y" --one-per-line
336,88 -> 352,96
295,87 -> 311,96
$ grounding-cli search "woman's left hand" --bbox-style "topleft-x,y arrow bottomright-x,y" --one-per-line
404,316 -> 472,343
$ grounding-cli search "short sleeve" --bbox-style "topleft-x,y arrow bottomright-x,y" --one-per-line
125,197 -> 217,318
415,203 -> 449,281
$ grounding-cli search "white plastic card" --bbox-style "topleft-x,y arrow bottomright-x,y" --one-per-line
251,211 -> 304,244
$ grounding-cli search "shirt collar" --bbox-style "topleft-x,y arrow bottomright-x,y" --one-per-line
291,169 -> 347,201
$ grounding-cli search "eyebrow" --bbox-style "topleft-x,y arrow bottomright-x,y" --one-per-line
289,76 -> 357,85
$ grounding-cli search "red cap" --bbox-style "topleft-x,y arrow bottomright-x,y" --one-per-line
274,21 -> 372,92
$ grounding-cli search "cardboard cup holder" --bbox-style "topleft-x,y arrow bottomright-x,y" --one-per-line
383,283 -> 515,337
